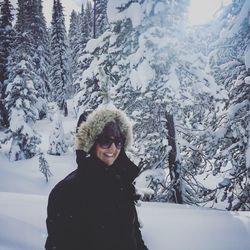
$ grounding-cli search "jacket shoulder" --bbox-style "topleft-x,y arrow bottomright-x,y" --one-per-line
49,170 -> 80,201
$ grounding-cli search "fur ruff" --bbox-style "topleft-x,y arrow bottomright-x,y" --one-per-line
75,106 -> 133,152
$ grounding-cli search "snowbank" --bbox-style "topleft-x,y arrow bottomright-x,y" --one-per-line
0,190 -> 250,250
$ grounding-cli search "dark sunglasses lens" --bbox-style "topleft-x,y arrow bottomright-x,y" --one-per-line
115,140 -> 123,149
99,138 -> 112,149
98,137 -> 123,149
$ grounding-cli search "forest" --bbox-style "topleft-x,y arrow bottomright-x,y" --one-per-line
0,0 -> 249,211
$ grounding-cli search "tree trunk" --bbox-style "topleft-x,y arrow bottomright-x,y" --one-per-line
166,112 -> 183,204
0,98 -> 9,128
93,0 -> 96,39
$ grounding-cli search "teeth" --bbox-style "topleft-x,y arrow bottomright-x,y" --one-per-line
105,153 -> 113,157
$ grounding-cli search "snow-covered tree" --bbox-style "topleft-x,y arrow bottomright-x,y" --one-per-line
50,0 -> 71,111
5,70 -> 41,161
0,0 -> 14,83
0,0 -> 15,128
98,0 -> 226,206
48,112 -> 67,155
4,0 -> 41,161
55,0 -> 249,210
93,0 -> 109,38
69,10 -> 80,87
84,1 -> 93,40
38,152 -> 52,182
73,1 -> 105,115
102,0 -> 188,203
204,0 -> 250,210
30,0 -> 50,118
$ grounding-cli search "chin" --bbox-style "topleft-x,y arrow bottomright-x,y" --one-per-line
105,160 -> 115,166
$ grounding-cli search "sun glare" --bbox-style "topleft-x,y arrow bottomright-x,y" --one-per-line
188,0 -> 232,25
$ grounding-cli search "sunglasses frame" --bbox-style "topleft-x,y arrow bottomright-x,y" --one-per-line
97,136 -> 124,150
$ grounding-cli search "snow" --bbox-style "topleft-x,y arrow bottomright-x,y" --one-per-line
226,0 -> 250,38
107,0 -> 144,28
245,76 -> 250,85
1,105 -> 250,250
130,60 -> 155,92
245,43 -> 250,70
135,168 -> 166,198
48,112 -> 68,155
9,109 -> 35,137
154,2 -> 166,15
218,178 -> 231,188
247,123 -> 250,169
167,64 -> 181,96
85,32 -> 110,54
1,188 -> 250,250
0,192 -> 47,250
140,202 -> 250,250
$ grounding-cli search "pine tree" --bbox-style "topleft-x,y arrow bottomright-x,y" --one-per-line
205,0 -> 250,210
93,0 -> 109,38
50,0 -> 71,111
4,0 -> 41,161
39,152 -> 52,182
72,0 -> 249,209
85,1 -> 93,40
69,10 -> 80,87
47,112 -> 67,155
0,0 -> 15,128
99,0 -> 219,205
73,1 -> 103,115
105,0 -> 189,203
5,63 -> 41,161
30,0 -> 50,118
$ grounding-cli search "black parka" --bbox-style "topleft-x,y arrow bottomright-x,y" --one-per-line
45,150 -> 148,250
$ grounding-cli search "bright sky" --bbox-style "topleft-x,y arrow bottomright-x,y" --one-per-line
9,0 -> 86,30
43,0 -> 85,29
188,0 -> 232,25
9,0 -> 232,29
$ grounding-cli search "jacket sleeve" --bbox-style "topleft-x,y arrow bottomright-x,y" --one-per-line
134,206 -> 149,250
45,185 -> 70,250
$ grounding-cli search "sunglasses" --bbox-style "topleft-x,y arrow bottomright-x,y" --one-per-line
97,136 -> 124,149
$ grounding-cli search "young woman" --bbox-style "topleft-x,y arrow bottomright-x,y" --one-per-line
45,106 -> 148,250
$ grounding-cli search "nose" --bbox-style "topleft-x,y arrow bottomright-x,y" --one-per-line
109,143 -> 117,150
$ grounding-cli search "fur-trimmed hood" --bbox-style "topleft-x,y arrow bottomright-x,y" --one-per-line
75,106 -> 133,152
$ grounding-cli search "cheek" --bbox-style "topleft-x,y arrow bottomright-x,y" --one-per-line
115,149 -> 121,158
95,145 -> 103,158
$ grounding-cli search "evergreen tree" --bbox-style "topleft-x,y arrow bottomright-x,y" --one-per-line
30,0 -> 50,118
84,1 -> 93,40
72,0 -> 249,210
4,0 -> 41,161
15,0 -> 29,32
95,0 -> 219,205
5,62 -> 41,161
0,0 -> 15,128
39,152 -> 52,182
50,0 -> 71,111
69,10 -> 80,87
94,0 -> 109,38
47,112 -> 67,155
205,0 -> 250,210
73,1 -> 102,115
105,0 -> 189,203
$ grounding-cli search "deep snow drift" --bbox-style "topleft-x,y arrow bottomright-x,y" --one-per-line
0,190 -> 250,250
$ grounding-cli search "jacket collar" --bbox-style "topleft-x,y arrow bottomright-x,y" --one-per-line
76,149 -> 139,183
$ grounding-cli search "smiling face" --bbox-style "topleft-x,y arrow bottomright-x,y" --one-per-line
95,122 -> 124,166
95,139 -> 121,166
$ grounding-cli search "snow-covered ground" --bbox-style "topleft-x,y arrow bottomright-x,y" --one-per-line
1,187 -> 250,250
0,105 -> 250,250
